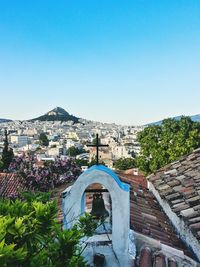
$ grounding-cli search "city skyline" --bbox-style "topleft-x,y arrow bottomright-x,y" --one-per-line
0,105 -> 199,126
0,1 -> 200,125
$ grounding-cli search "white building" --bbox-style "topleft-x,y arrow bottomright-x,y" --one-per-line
111,145 -> 131,160
47,145 -> 66,157
10,135 -> 29,147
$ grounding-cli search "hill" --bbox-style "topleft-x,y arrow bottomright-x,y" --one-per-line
147,114 -> 200,126
190,114 -> 200,122
0,118 -> 12,123
31,107 -> 79,123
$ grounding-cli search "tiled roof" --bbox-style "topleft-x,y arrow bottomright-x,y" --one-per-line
118,173 -> 196,260
53,182 -> 73,223
137,246 -> 176,267
57,169 -> 199,264
134,246 -> 199,267
147,148 -> 200,244
0,172 -> 27,198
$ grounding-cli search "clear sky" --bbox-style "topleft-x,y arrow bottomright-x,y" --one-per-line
0,0 -> 200,125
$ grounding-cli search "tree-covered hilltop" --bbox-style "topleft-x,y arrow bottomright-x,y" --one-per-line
31,107 -> 79,123
136,117 -> 200,175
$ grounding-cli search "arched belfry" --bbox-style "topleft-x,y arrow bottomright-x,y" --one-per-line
62,165 -> 135,266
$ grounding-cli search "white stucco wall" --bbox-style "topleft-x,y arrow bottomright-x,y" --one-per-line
62,165 -> 130,255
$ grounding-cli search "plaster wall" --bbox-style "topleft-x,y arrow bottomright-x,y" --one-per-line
62,165 -> 130,255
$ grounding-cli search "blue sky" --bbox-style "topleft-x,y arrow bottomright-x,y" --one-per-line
0,0 -> 200,125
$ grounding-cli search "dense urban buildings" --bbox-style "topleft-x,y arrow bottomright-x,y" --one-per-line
0,116 -> 143,168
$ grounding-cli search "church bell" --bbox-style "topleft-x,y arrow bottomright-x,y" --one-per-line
90,193 -> 109,219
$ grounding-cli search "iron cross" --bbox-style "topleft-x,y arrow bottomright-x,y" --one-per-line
87,134 -> 109,165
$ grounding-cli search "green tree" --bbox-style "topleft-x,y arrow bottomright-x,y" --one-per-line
114,157 -> 135,170
92,136 -> 100,145
1,130 -> 14,170
0,192 -> 97,267
75,158 -> 89,167
39,133 -> 49,146
0,160 -> 3,170
67,146 -> 86,157
136,117 -> 200,175
88,156 -> 106,167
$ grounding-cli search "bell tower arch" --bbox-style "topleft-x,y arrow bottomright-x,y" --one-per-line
62,164 -> 130,255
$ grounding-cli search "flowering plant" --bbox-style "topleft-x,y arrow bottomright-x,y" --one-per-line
9,156 -> 82,192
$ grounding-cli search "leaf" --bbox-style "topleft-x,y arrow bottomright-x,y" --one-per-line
15,217 -> 23,230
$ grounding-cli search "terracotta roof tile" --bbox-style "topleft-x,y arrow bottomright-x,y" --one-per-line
138,247 -> 152,267
0,172 -> 27,198
168,258 -> 177,267
136,245 -> 199,267
119,173 -> 195,259
147,148 -> 200,247
137,247 -> 180,267
154,252 -> 166,267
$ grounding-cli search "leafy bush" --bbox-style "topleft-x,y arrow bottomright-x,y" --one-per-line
114,157 -> 135,170
0,192 -> 97,267
67,146 -> 86,157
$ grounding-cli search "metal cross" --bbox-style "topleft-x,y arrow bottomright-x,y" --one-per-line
87,134 -> 109,165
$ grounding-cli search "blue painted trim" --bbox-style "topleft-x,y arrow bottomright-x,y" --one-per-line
83,165 -> 130,192
81,193 -> 85,213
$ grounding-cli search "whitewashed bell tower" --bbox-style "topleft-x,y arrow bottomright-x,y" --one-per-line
62,164 -> 135,266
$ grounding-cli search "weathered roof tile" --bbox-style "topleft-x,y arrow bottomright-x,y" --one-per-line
173,204 -> 190,213
136,246 -> 196,267
173,185 -> 183,192
187,196 -> 200,204
147,148 -> 200,249
176,175 -> 186,181
165,192 -> 181,201
180,208 -> 195,218
188,216 -> 200,224
167,180 -> 180,187
189,222 -> 200,231
157,184 -> 170,191
119,173 -> 194,258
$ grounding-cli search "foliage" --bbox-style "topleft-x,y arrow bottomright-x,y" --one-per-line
1,130 -> 14,171
39,133 -> 49,146
136,117 -> 200,174
0,192 -> 97,267
67,146 -> 86,157
75,158 -> 89,167
92,136 -> 100,145
8,156 -> 82,194
0,160 -> 3,170
114,157 -> 135,170
88,157 -> 105,167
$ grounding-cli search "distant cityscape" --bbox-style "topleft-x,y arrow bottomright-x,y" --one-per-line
0,107 -> 143,168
